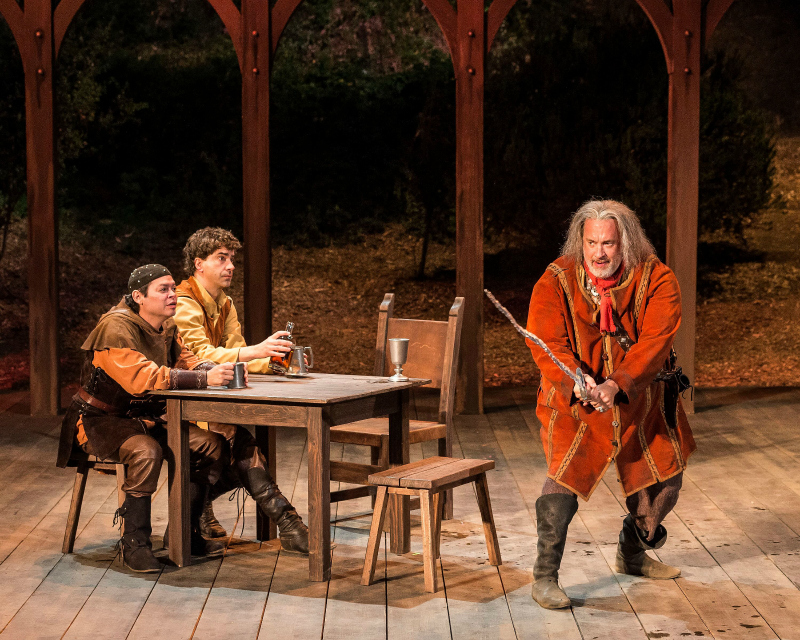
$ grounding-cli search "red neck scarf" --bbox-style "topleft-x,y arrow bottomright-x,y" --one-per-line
584,261 -> 624,332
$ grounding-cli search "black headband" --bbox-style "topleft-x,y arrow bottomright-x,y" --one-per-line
128,264 -> 172,294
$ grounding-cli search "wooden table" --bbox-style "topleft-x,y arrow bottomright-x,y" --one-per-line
152,373 -> 429,581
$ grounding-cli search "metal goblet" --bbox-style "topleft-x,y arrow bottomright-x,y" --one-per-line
387,338 -> 409,382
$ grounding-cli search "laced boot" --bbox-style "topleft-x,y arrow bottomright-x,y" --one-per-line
118,496 -> 162,573
615,514 -> 680,579
199,496 -> 227,539
246,467 -> 309,554
163,484 -> 226,557
531,493 -> 578,609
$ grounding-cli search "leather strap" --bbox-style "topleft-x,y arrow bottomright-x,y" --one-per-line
76,388 -> 119,415
610,309 -> 635,352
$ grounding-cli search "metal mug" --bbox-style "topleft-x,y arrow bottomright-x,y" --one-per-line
286,346 -> 314,377
227,362 -> 247,389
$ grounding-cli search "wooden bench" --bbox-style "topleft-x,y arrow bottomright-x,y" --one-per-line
361,456 -> 502,593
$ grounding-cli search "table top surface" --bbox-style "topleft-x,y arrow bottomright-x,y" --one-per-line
150,372 -> 430,405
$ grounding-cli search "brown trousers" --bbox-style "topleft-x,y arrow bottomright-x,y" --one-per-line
205,422 -> 271,496
542,474 -> 682,539
81,422 -> 226,498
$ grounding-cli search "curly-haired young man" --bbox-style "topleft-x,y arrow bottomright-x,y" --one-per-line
173,227 -> 307,551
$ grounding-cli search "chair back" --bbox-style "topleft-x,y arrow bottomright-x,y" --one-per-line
373,294 -> 464,424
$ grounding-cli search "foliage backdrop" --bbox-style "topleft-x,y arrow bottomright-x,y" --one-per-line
0,0 -> 774,263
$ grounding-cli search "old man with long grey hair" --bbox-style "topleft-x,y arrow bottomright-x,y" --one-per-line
525,199 -> 696,609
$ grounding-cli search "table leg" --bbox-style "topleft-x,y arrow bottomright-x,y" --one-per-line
307,407 -> 331,581
166,399 -> 191,567
388,389 -> 410,554
255,424 -> 277,542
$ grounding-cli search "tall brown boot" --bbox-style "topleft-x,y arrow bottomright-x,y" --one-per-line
531,493 -> 578,609
245,467 -> 309,554
615,514 -> 680,579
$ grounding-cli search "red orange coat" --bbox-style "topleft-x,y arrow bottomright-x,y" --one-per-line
527,255 -> 695,500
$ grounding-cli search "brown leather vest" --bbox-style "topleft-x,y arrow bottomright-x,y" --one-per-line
176,276 -> 232,347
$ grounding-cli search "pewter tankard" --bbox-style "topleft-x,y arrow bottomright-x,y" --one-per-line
286,346 -> 314,377
227,362 -> 247,389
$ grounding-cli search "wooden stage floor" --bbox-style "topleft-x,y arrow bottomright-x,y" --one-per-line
1,386 -> 799,639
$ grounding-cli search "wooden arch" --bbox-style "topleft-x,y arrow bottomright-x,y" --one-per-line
633,0 -> 736,411
0,0 -> 520,415
0,0 -> 738,415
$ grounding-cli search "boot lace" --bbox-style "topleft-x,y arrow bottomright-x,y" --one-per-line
228,487 -> 249,538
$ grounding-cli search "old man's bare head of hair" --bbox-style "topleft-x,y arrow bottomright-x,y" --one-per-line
561,199 -> 655,271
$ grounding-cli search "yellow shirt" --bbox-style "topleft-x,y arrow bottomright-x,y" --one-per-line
174,280 -> 273,374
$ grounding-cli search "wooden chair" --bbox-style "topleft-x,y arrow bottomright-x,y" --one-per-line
361,456 -> 502,593
329,294 -> 464,518
62,455 -> 126,554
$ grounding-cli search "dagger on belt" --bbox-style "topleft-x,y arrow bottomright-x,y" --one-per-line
484,289 -> 593,405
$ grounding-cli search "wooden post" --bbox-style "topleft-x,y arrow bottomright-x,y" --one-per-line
0,0 -> 91,416
422,0 -> 517,415
24,1 -> 59,415
666,1 -> 702,414
453,0 -> 485,414
635,0 -> 734,414
241,0 -> 272,345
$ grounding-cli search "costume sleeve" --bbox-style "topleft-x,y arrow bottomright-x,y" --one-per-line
223,303 -> 246,350
174,295 -> 242,364
93,348 -> 207,395
527,271 -> 583,401
608,263 -> 681,402
223,304 -> 275,374
174,333 -> 215,371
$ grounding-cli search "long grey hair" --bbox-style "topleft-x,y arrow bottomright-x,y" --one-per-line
561,199 -> 655,270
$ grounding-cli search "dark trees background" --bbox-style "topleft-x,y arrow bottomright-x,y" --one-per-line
0,0 -> 777,264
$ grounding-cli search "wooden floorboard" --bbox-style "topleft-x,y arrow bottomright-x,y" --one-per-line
382,442 -> 451,640
258,433 -> 329,640
59,483 -> 166,640
323,443 -> 388,640
2,387 -> 800,639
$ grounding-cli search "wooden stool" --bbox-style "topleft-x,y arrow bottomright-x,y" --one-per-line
361,456 -> 502,593
62,456 -> 126,554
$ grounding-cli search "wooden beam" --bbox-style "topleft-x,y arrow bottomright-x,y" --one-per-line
633,0 -> 674,70
704,0 -> 736,44
665,0 -> 702,413
22,0 -> 60,415
420,0 -> 458,64
241,0 -> 272,345
0,0 -> 25,59
206,0 -> 243,71
453,0 -> 485,414
53,0 -> 89,57
271,0 -> 304,56
486,0 -> 518,52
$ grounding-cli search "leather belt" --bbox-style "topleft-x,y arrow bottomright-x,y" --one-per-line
76,388 -> 119,415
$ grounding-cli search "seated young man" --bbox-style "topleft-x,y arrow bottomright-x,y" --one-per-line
173,227 -> 306,544
57,265 -> 308,573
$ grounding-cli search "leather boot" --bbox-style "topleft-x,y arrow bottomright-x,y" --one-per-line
199,496 -> 228,539
245,467 -> 309,554
163,484 -> 226,557
615,514 -> 680,579
531,493 -> 578,609
118,496 -> 162,573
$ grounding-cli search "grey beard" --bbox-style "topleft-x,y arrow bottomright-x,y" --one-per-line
586,257 -> 622,279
